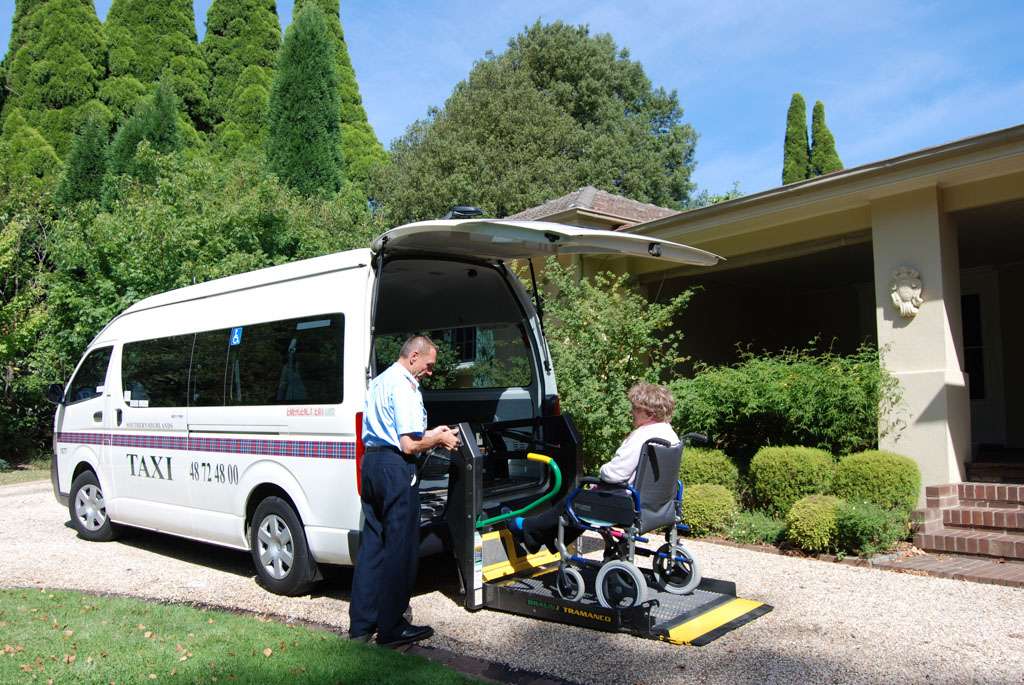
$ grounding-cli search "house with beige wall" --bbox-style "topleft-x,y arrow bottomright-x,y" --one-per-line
512,123 -> 1024,499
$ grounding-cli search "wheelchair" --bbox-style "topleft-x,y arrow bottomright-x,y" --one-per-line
551,434 -> 705,609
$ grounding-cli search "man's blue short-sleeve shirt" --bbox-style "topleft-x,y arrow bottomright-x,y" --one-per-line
363,362 -> 427,450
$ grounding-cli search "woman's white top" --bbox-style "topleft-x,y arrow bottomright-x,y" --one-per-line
598,422 -> 679,485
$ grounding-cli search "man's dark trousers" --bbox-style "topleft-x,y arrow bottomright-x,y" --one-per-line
349,447 -> 420,639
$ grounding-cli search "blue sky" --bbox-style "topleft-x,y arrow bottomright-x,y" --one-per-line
1,1 -> 1022,197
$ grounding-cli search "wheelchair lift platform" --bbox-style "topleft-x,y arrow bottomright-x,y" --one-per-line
477,530 -> 772,646
444,418 -> 771,647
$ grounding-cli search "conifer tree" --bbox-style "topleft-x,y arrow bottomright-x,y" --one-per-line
203,0 -> 280,131
2,0 -> 108,156
265,4 -> 342,195
810,100 -> 843,176
293,0 -> 386,188
0,110 -> 63,190
56,115 -> 107,204
103,0 -> 211,127
108,77 -> 182,177
782,93 -> 810,185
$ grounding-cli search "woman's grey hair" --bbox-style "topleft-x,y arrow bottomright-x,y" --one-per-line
628,382 -> 675,423
400,335 -> 437,359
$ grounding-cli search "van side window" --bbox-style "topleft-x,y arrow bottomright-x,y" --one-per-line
189,329 -> 229,407
122,335 -> 192,407
66,347 -> 113,404
224,314 -> 344,406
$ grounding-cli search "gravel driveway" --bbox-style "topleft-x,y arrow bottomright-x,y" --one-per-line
4,479 -> 1023,684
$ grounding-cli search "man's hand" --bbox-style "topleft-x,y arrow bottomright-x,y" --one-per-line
430,425 -> 461,451
403,426 -> 460,455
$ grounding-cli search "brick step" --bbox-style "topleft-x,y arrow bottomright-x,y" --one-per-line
914,526 -> 1024,560
942,506 -> 1024,532
956,483 -> 1024,507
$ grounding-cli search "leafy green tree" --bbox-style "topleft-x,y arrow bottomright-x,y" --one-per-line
104,0 -> 212,127
2,0 -> 108,156
810,100 -> 843,176
57,115 -> 108,205
377,20 -> 696,222
540,260 -> 693,470
293,0 -> 386,189
0,185 -> 53,461
782,93 -> 810,185
265,3 -> 342,195
107,77 -> 182,180
688,181 -> 742,208
203,0 -> 280,140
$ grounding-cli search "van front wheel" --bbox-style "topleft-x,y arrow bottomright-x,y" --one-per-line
250,497 -> 316,596
69,470 -> 120,542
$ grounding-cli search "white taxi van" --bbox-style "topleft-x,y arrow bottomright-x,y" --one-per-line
47,219 -> 719,595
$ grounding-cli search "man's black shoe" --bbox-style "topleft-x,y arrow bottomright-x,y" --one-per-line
377,624 -> 434,648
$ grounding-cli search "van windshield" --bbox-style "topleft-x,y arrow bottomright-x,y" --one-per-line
375,322 -> 532,390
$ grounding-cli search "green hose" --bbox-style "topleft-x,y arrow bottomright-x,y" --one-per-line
475,453 -> 562,529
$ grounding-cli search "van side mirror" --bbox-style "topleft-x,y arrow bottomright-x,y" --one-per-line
46,383 -> 65,405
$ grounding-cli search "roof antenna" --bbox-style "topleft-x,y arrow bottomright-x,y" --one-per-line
442,205 -> 483,219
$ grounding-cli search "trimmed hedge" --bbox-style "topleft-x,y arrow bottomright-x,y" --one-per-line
683,484 -> 738,537
832,450 -> 921,513
749,446 -> 835,517
786,495 -> 842,552
834,500 -> 909,556
679,447 -> 740,495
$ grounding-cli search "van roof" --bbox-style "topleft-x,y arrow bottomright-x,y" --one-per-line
122,248 -> 372,316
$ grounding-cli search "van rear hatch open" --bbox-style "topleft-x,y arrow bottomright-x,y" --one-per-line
372,219 -> 722,266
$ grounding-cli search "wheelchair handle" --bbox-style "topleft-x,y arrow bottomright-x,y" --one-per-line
475,453 -> 562,529
681,432 -> 709,446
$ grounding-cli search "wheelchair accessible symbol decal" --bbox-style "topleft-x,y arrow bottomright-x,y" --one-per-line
230,327 -> 243,346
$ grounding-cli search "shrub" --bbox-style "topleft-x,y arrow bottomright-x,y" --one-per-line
672,343 -> 904,461
749,446 -> 835,517
541,260 -> 692,471
680,447 -> 740,495
834,500 -> 909,556
0,458 -> 11,472
728,510 -> 786,545
786,495 -> 842,553
832,450 -> 921,514
683,483 -> 738,536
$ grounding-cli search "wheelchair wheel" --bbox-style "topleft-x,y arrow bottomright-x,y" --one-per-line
653,542 -> 702,595
555,566 -> 585,602
595,560 -> 647,609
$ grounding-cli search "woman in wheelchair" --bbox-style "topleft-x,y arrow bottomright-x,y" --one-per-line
507,383 -> 703,607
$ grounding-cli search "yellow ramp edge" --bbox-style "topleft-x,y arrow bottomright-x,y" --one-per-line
481,529 -> 561,582
664,598 -> 768,646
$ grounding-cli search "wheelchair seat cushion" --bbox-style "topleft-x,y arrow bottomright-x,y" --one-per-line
571,487 -> 636,527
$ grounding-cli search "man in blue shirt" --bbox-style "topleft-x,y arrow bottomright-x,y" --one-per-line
349,336 -> 460,647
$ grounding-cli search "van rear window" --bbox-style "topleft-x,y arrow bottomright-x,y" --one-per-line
376,323 -> 532,390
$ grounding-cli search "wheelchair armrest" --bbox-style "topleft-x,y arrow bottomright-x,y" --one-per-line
579,476 -> 605,488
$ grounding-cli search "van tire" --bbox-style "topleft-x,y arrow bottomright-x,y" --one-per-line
249,496 -> 317,596
69,470 -> 120,542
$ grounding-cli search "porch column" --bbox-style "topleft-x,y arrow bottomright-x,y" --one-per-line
871,186 -> 969,498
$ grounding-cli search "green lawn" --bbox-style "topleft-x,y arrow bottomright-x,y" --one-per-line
0,458 -> 50,486
0,589 -> 480,684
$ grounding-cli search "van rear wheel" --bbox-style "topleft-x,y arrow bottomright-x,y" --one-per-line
69,470 -> 120,542
250,496 -> 316,596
